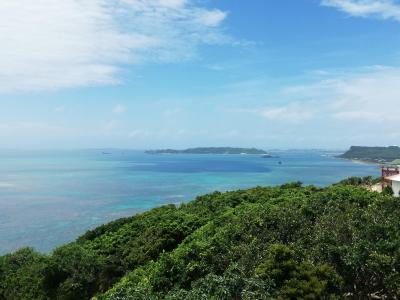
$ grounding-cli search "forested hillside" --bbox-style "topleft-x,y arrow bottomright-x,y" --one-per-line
339,146 -> 400,163
1,182 -> 400,299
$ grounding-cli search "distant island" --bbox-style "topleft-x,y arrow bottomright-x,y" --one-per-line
145,147 -> 269,155
338,146 -> 400,163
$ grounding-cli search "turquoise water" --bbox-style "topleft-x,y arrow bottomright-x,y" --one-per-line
0,149 -> 379,254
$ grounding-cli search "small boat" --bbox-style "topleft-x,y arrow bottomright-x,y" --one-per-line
261,154 -> 273,158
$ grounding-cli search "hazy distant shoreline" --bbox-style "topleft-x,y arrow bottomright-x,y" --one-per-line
145,147 -> 269,155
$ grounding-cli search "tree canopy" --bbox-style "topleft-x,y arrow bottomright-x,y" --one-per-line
1,181 -> 400,299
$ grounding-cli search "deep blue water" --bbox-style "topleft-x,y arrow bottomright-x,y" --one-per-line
0,149 -> 379,254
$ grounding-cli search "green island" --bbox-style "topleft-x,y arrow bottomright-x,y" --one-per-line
145,147 -> 268,155
1,180 -> 400,299
338,146 -> 400,163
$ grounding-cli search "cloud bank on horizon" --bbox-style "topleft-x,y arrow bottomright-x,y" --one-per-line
0,0 -> 228,91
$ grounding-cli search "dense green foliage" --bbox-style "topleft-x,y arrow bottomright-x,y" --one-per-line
145,147 -> 268,155
1,182 -> 400,299
391,159 -> 400,165
383,185 -> 394,196
335,176 -> 380,187
339,145 -> 400,163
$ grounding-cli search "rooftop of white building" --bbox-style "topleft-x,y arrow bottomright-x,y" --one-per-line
385,174 -> 400,182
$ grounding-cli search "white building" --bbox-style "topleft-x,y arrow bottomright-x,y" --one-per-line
384,174 -> 400,197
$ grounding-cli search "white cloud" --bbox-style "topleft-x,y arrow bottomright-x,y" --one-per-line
113,104 -> 126,114
54,106 -> 65,113
222,65 -> 400,146
128,128 -> 186,138
327,67 -> 400,122
0,122 -> 64,134
279,66 -> 400,126
321,0 -> 400,21
195,10 -> 228,27
156,0 -> 186,8
0,0 -> 228,92
163,107 -> 182,117
333,110 -> 378,121
128,129 -> 150,138
0,121 -> 73,146
102,120 -> 120,136
260,103 -> 314,123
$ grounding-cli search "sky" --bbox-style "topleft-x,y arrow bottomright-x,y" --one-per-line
1,0 -> 400,149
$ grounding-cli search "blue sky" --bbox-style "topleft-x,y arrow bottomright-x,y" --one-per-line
1,0 -> 400,149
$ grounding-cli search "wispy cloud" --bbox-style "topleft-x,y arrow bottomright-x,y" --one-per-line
113,104 -> 126,114
162,107 -> 182,117
129,129 -> 151,138
0,0 -> 228,92
321,0 -> 400,21
221,65 -> 400,146
259,103 -> 314,123
275,65 -> 400,125
54,106 -> 65,113
102,120 -> 120,136
0,122 -> 65,134
128,128 -> 186,139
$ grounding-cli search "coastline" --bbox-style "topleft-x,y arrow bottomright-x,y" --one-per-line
0,150 -> 379,254
336,157 -> 385,166
349,159 -> 383,166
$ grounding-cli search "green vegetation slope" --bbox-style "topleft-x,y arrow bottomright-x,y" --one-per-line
1,182 -> 400,299
338,146 -> 400,163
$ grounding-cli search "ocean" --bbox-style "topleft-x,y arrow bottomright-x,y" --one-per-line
0,149 -> 379,254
